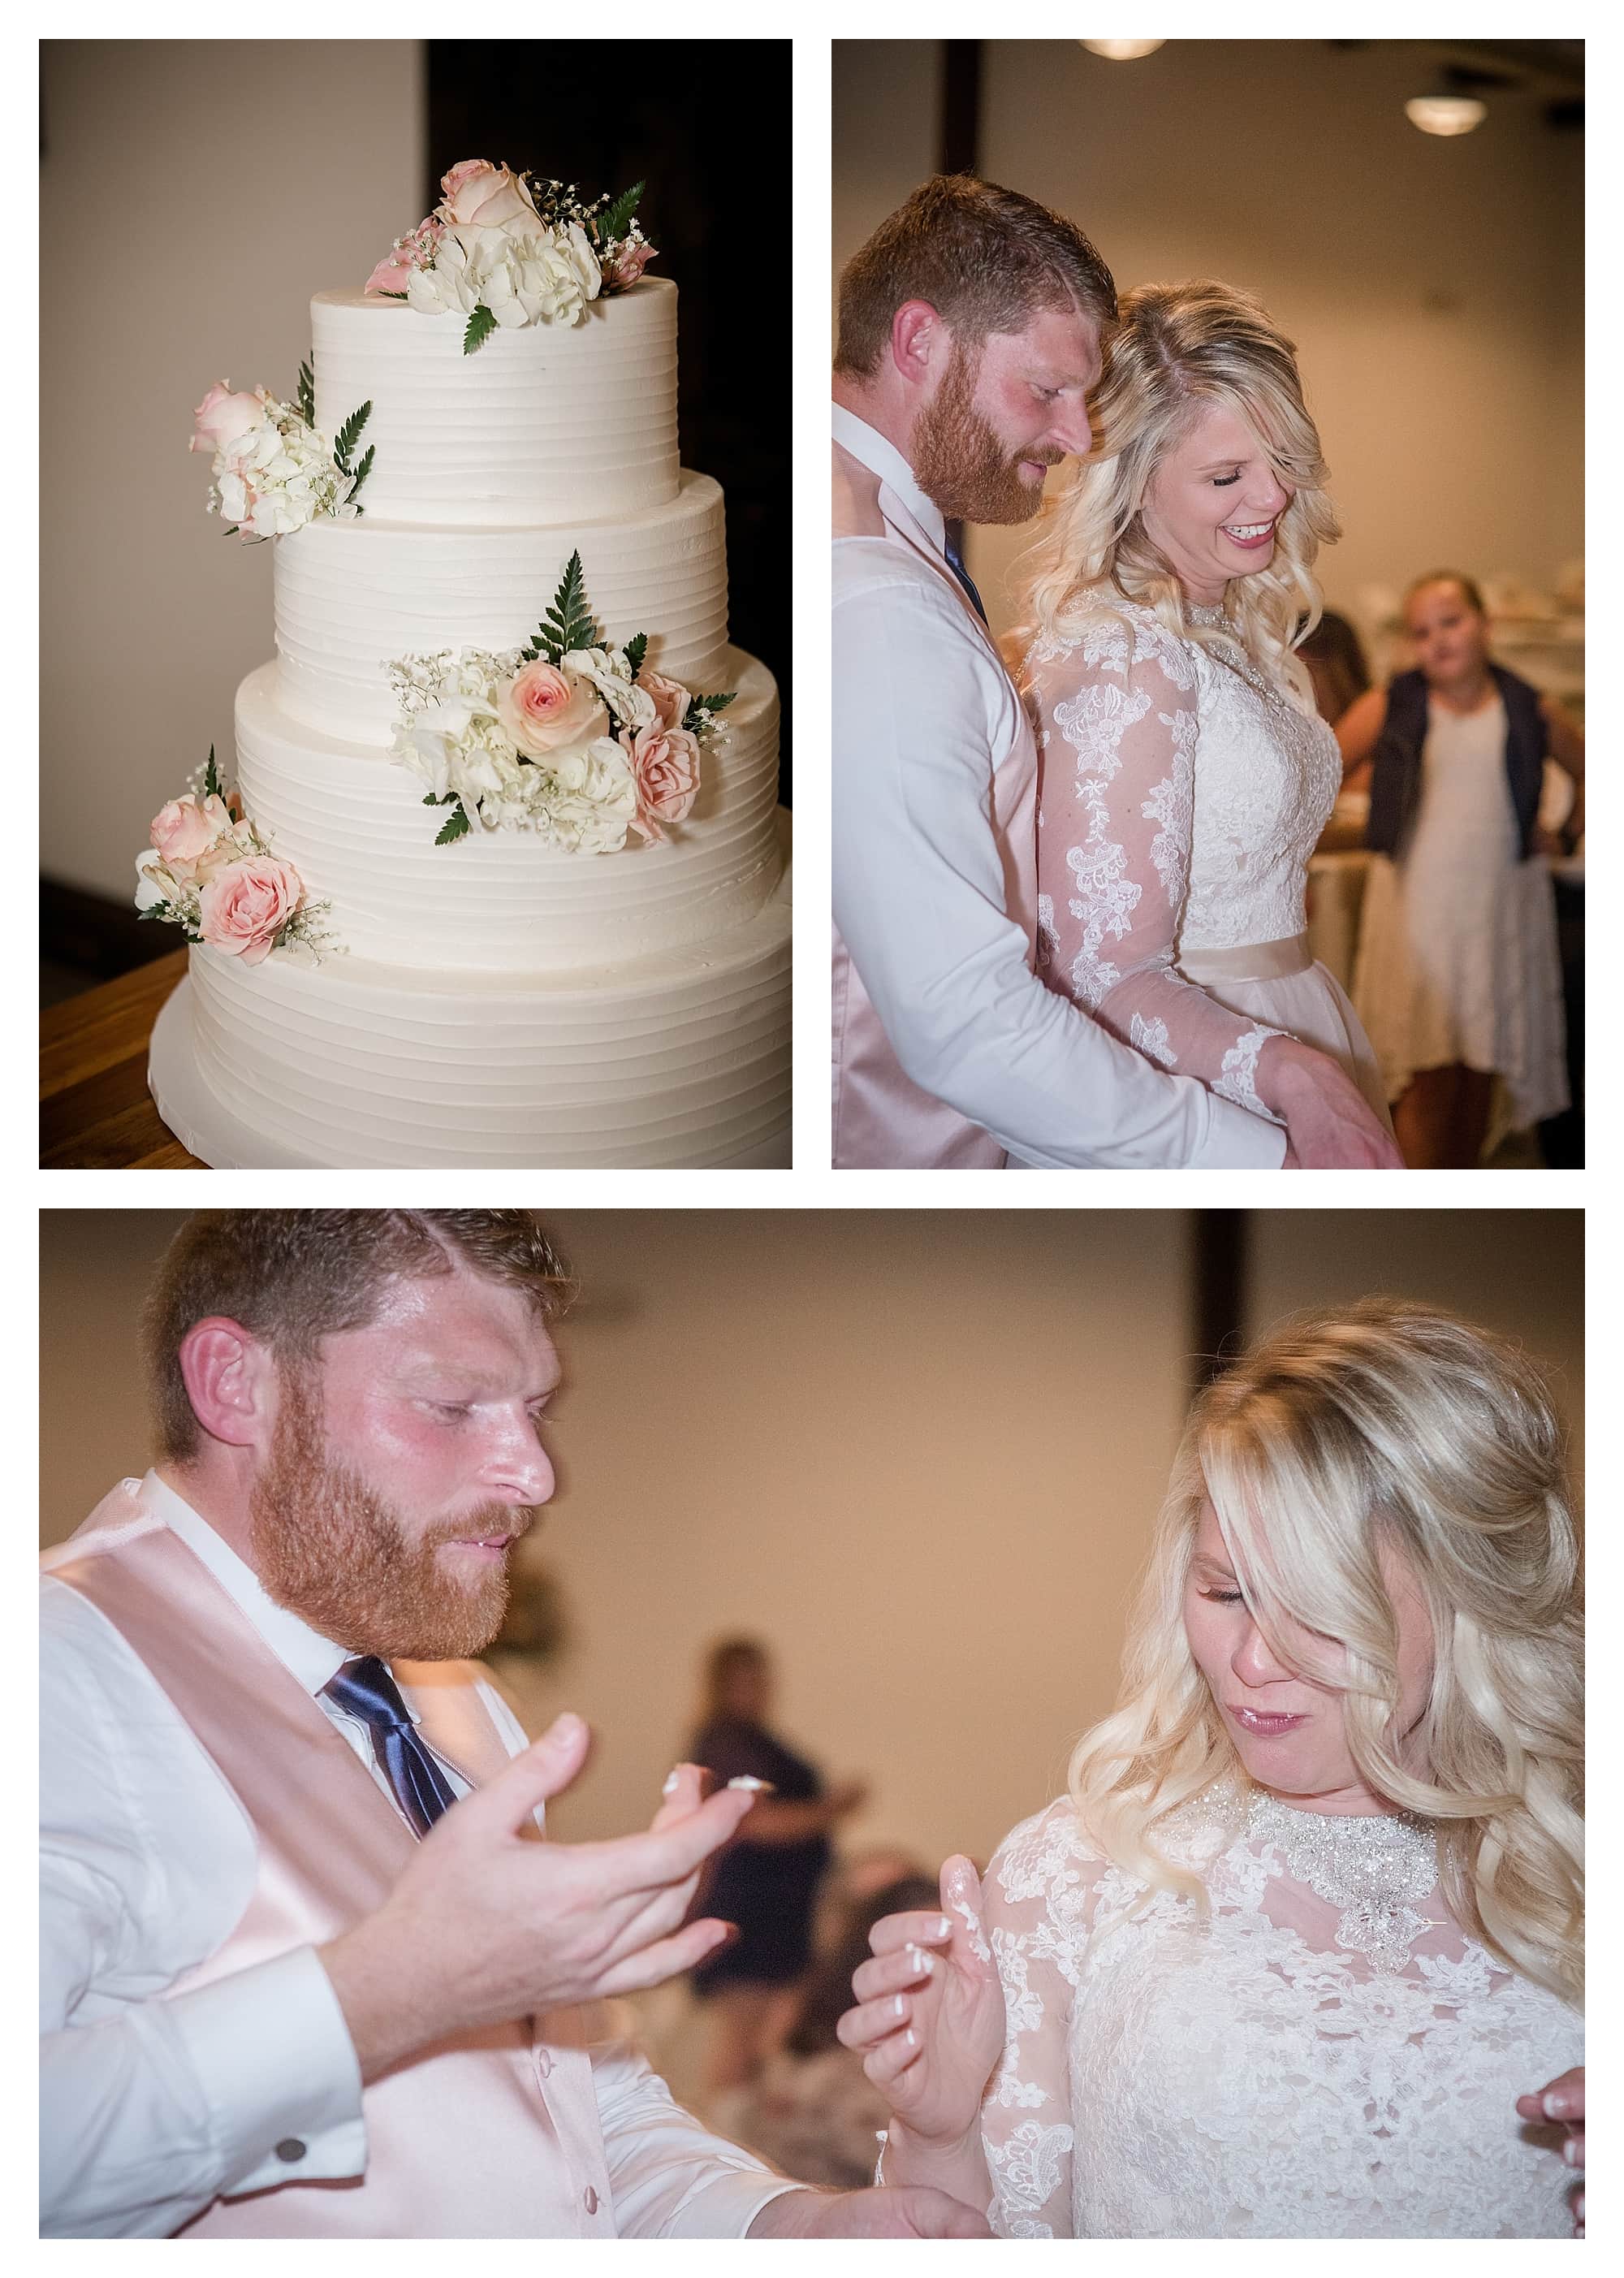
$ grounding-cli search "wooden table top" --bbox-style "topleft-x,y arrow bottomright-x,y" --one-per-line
41,952 -> 207,1169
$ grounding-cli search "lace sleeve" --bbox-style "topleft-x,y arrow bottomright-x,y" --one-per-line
978,1798 -> 1102,2239
1032,616 -> 1285,1120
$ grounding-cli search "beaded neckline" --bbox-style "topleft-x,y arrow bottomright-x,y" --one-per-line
1247,1789 -> 1440,1973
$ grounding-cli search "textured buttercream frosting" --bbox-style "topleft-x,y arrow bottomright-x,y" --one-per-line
235,651 -> 781,970
274,474 -> 731,744
311,279 -> 679,524
156,817 -> 792,1168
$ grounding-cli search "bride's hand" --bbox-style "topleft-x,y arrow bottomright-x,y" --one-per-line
1515,2065 -> 1583,2237
1259,1036 -> 1403,1168
836,1855 -> 1005,2154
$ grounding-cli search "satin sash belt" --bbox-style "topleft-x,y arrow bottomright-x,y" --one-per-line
1177,931 -> 1312,987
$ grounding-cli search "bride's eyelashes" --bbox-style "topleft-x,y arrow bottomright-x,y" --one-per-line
1211,471 -> 1242,487
1200,1586 -> 1246,1604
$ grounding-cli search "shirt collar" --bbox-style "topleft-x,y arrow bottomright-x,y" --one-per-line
831,402 -> 947,556
144,1468 -> 350,1700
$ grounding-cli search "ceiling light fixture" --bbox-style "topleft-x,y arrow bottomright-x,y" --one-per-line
1079,40 -> 1165,62
1406,91 -> 1488,136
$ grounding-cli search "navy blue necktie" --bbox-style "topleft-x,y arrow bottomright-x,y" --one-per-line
943,533 -> 988,625
325,1655 -> 458,1837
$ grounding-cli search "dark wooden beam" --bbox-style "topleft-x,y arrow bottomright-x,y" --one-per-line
939,40 -> 983,176
1192,1210 -> 1249,1394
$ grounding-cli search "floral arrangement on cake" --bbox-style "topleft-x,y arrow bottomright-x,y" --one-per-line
389,552 -> 733,853
190,363 -> 373,541
135,751 -> 337,964
365,159 -> 656,354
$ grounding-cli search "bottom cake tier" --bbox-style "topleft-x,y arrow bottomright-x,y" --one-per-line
149,813 -> 791,1168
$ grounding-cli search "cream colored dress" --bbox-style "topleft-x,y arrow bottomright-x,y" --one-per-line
1028,598 -> 1390,1133
979,1785 -> 1580,2238
1351,694 -> 1569,1134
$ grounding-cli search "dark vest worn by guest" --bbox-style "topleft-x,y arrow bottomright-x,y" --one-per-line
1366,663 -> 1548,862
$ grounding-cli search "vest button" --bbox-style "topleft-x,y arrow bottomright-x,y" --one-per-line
584,2185 -> 599,2216
274,2139 -> 306,2163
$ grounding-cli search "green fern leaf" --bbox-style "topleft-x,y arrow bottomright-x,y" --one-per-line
434,801 -> 473,845
596,180 -> 646,247
464,304 -> 499,356
684,690 -> 737,733
346,443 -> 375,508
539,551 -> 599,663
624,631 -> 648,678
332,400 -> 372,473
296,357 -> 316,424
204,746 -> 222,801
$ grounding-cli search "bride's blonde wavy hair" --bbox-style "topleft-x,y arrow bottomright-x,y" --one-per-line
1019,280 -> 1339,704
1069,1299 -> 1583,2004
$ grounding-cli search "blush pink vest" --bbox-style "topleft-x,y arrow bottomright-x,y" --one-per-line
51,1487 -> 617,2238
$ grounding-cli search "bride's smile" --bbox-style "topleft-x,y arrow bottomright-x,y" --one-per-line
1139,399 -> 1294,602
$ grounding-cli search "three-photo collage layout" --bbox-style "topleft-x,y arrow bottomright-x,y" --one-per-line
39,30 -> 1586,2246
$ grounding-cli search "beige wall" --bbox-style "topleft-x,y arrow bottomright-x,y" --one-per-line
833,39 -> 1583,643
41,1207 -> 1582,1877
40,41 -> 424,901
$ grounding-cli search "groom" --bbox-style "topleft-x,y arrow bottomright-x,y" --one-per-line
40,1209 -> 986,2240
832,175 -> 1396,1169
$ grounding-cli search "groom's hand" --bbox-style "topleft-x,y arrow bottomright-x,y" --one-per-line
319,1714 -> 756,2081
749,2187 -> 990,2237
1261,1037 -> 1403,1168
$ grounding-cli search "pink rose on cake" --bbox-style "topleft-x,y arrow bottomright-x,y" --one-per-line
609,239 -> 658,288
636,668 -> 691,733
190,383 -> 266,456
498,660 -> 611,759
149,792 -> 235,873
366,215 -> 446,296
440,158 -> 542,242
627,724 -> 702,841
197,855 -> 305,966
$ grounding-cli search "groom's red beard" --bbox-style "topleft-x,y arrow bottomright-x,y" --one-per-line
912,344 -> 1065,526
248,1381 -> 534,1661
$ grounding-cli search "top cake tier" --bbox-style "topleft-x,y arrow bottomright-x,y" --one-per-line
310,276 -> 679,525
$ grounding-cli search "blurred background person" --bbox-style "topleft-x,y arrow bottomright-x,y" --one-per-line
1301,610 -> 1372,736
689,1638 -> 870,2097
1343,572 -> 1583,1166
711,1871 -> 939,2187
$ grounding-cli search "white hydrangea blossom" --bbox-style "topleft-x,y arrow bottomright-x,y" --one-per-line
208,394 -> 358,539
406,222 -> 602,328
388,647 -> 641,851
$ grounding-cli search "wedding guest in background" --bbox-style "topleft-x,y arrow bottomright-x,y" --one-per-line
712,1873 -> 940,2188
689,1637 -> 870,2096
1342,573 -> 1582,1166
1298,607 -> 1371,730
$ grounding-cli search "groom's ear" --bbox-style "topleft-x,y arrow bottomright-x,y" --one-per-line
892,300 -> 946,389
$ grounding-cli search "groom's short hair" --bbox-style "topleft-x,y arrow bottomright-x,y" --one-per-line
835,174 -> 1116,378
143,1210 -> 573,1460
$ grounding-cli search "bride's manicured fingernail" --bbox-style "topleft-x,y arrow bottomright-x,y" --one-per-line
1563,2138 -> 1583,2168
662,1769 -> 681,1797
892,1995 -> 909,2019
907,1944 -> 933,1977
1544,2090 -> 1576,2120
905,2028 -> 918,2049
934,1915 -> 953,1940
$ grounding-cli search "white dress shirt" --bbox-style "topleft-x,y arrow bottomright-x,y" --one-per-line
831,404 -> 1286,1169
40,1474 -> 800,2239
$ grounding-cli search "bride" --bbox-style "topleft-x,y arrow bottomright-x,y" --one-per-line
839,1300 -> 1583,2236
1017,282 -> 1399,1164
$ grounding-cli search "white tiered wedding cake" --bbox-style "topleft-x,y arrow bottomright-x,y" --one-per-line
143,166 -> 789,1169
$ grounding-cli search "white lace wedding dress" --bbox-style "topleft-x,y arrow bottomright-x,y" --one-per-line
978,1786 -> 1580,2237
1028,595 -> 1390,1127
